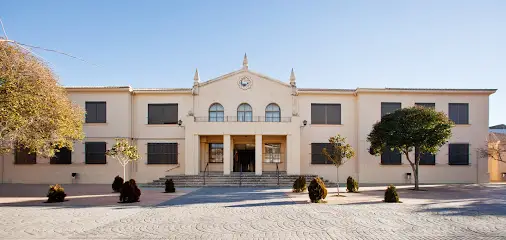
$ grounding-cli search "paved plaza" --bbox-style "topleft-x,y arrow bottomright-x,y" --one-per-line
0,184 -> 505,239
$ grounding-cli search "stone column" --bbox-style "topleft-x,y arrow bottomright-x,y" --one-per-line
286,134 -> 301,175
223,135 -> 231,175
255,134 -> 263,175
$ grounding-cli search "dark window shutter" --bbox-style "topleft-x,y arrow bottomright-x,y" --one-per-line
148,104 -> 178,124
85,102 -> 97,123
85,142 -> 107,164
415,148 -> 436,165
326,104 -> 341,124
449,103 -> 469,124
50,147 -> 72,164
449,144 -> 469,165
381,103 -> 401,117
96,102 -> 107,123
15,148 -> 36,164
311,104 -> 326,124
311,143 -> 332,164
381,147 -> 401,165
459,104 -> 469,124
148,143 -> 178,164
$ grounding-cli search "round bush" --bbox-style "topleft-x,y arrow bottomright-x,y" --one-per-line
112,175 -> 124,193
346,176 -> 359,193
119,179 -> 141,203
292,176 -> 307,193
47,184 -> 66,203
308,177 -> 327,203
384,185 -> 400,203
165,179 -> 175,193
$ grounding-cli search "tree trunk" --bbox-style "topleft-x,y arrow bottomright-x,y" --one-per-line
336,167 -> 340,196
123,164 -> 126,181
414,162 -> 420,190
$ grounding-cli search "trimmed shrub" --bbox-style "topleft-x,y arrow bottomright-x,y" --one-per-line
165,179 -> 175,193
292,176 -> 307,193
47,184 -> 66,203
112,175 -> 124,192
308,177 -> 327,203
384,185 -> 400,203
119,179 -> 141,203
346,176 -> 359,193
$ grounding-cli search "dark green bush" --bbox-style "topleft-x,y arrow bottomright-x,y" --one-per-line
119,179 -> 141,203
308,177 -> 327,203
292,176 -> 307,193
384,185 -> 400,203
47,184 -> 66,203
112,175 -> 124,192
346,176 -> 359,193
165,179 -> 175,193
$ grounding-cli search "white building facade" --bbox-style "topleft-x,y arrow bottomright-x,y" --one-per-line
0,56 -> 497,185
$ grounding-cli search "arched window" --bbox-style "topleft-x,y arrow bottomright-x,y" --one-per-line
209,103 -> 224,122
265,103 -> 280,122
237,103 -> 252,122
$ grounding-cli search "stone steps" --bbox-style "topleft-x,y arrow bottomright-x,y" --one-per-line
142,172 -> 335,187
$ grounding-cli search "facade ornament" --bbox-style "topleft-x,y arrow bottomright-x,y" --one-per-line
193,68 -> 200,84
192,68 -> 200,95
238,76 -> 252,90
243,53 -> 248,70
290,68 -> 296,86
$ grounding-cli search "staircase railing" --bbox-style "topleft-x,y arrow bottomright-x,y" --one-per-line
165,164 -> 180,172
203,162 -> 210,185
239,164 -> 243,187
275,162 -> 280,186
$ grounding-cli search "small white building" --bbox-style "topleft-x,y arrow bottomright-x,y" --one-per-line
0,56 -> 497,184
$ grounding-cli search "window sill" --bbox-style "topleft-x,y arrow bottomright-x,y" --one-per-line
379,163 -> 405,166
208,162 -> 224,164
145,124 -> 179,126
84,122 -> 108,125
453,124 -> 471,126
310,124 -> 343,126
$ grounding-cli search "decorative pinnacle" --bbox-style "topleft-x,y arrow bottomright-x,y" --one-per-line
193,68 -> 200,83
290,68 -> 296,85
243,53 -> 248,69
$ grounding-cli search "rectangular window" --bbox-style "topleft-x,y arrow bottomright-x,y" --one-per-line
148,104 -> 178,124
311,143 -> 333,164
147,143 -> 178,164
209,143 -> 223,163
311,104 -> 341,124
15,148 -> 36,164
381,147 -> 402,165
381,102 -> 401,117
415,102 -> 435,109
85,142 -> 107,164
449,144 -> 469,165
85,102 -> 106,123
50,147 -> 72,164
449,103 -> 469,124
415,149 -> 436,165
264,143 -> 281,163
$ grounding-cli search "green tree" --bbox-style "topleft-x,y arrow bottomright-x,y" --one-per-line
106,138 -> 140,180
322,134 -> 355,196
0,41 -> 84,157
367,106 -> 453,190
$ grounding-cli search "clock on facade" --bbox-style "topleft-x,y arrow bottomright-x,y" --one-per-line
238,76 -> 252,90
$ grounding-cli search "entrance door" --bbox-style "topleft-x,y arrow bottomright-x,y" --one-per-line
233,144 -> 255,172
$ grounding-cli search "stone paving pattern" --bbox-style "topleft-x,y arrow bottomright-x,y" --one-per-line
0,184 -> 505,239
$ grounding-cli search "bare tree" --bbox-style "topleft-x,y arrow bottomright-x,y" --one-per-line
478,132 -> 506,163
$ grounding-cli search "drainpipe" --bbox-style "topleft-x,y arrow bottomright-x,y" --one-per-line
1,155 -> 4,184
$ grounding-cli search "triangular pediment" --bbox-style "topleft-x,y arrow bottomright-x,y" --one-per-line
199,68 -> 291,88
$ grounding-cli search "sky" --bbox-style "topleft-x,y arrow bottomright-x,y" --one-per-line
1,1 -> 505,125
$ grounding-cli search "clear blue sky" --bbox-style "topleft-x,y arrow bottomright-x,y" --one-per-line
1,1 -> 505,125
